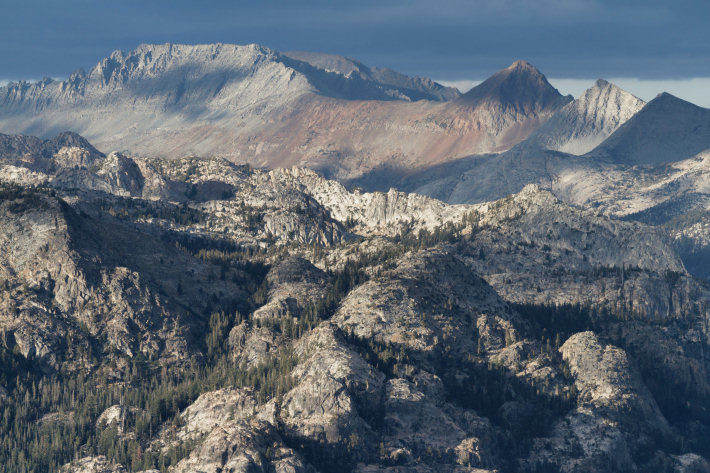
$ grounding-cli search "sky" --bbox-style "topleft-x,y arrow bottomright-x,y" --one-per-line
1,0 -> 709,106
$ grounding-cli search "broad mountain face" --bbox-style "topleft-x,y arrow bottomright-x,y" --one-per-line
0,45 -> 570,181
1,43 -> 457,109
2,133 -> 710,473
526,79 -> 646,155
589,92 -> 710,165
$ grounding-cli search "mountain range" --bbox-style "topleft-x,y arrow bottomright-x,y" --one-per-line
0,43 -> 573,180
4,42 -> 710,187
2,43 -> 710,473
4,42 -> 710,283
3,42 -> 710,282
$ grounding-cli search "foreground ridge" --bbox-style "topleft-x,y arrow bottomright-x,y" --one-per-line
0,133 -> 708,473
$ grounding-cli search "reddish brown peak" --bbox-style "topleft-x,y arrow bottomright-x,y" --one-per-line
457,60 -> 570,112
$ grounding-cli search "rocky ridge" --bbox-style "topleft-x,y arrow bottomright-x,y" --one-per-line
1,134 -> 709,473
282,50 -> 461,102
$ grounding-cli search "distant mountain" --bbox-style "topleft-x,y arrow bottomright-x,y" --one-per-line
0,42 -> 456,144
456,60 -> 571,113
1,43 -> 455,110
282,50 -> 461,101
526,79 -> 645,155
0,46 -> 569,181
589,92 -> 710,165
395,79 -> 644,203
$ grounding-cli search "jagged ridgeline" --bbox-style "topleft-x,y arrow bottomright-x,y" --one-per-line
0,133 -> 709,473
0,43 -> 573,182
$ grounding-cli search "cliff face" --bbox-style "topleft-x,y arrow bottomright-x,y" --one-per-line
1,134 -> 709,473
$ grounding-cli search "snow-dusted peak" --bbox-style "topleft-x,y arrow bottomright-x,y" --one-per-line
524,78 -> 645,155
0,42 -> 314,118
78,42 -> 460,103
577,79 -> 643,113
1,42 -> 464,122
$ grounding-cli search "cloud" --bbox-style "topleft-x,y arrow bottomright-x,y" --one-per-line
1,0 -> 710,81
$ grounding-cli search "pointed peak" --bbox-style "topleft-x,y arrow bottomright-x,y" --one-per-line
587,79 -> 630,95
506,60 -> 541,74
497,60 -> 548,80
652,91 -> 679,103
590,88 -> 710,165
457,60 -> 568,111
576,79 -> 643,106
646,91 -> 701,109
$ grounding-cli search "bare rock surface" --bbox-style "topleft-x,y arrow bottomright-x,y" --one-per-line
560,332 -> 671,437
281,324 -> 384,449
61,456 -> 128,473
526,331 -> 676,472
170,419 -> 313,473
